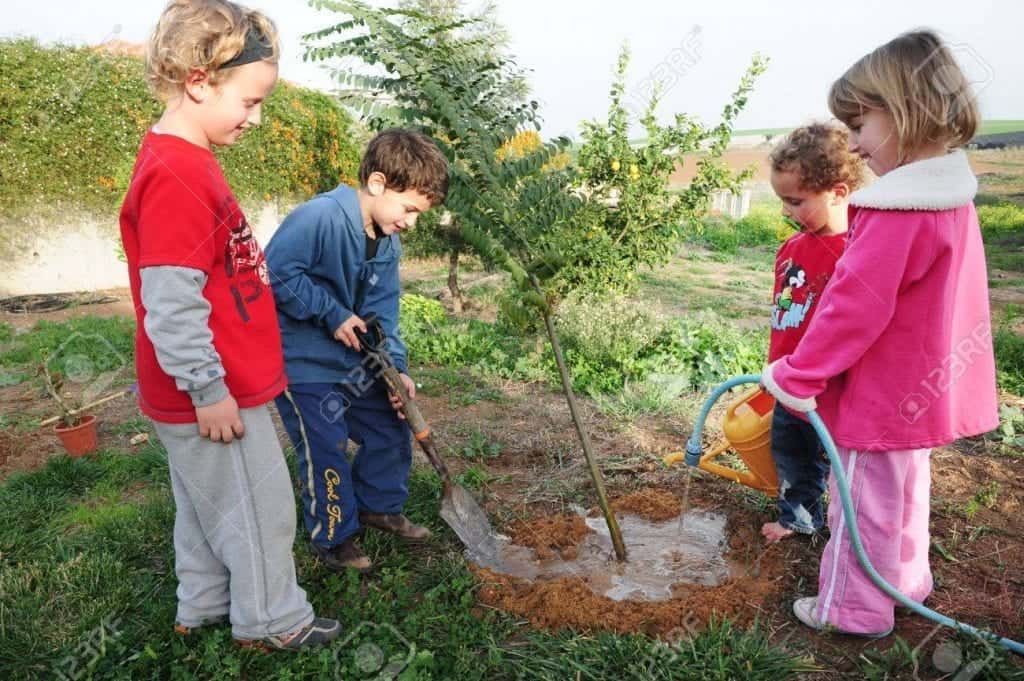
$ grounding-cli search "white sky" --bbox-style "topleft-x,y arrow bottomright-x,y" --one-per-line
5,0 -> 1020,137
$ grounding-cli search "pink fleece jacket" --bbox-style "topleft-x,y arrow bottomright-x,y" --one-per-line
762,150 -> 998,451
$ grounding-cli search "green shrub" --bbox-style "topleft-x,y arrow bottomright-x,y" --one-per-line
692,205 -> 790,253
401,293 -> 767,396
400,293 -> 520,371
734,205 -> 795,245
978,201 -> 1024,236
994,306 -> 1024,395
0,38 -> 361,221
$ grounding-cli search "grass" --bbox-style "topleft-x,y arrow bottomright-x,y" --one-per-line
727,120 -> 1024,139
414,366 -> 507,407
994,306 -> 1024,395
0,316 -> 136,399
0,438 -> 826,681
455,428 -> 503,460
0,316 -> 135,369
977,120 -> 1024,136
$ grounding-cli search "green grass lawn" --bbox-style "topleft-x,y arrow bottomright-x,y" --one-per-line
0,437 -> 819,680
3,218 -> 1024,679
977,120 -> 1024,136
730,120 -> 1024,138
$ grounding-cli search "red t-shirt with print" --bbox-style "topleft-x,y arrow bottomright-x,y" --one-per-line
119,130 -> 286,423
768,231 -> 847,363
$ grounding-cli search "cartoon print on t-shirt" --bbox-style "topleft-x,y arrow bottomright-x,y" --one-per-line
772,259 -> 826,331
777,263 -> 806,311
224,216 -> 269,322
224,217 -> 269,284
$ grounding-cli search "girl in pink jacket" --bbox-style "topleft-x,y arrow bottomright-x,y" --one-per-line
761,30 -> 999,638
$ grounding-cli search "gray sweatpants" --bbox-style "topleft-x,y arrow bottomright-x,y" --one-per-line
154,404 -> 315,640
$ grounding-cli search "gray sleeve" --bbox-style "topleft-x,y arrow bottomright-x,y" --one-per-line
140,266 -> 229,408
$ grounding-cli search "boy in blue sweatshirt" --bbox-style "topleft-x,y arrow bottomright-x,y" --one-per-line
266,129 -> 449,572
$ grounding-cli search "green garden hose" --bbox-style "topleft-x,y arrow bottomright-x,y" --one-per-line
685,374 -> 1024,656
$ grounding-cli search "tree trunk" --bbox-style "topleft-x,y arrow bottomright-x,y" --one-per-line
540,305 -> 627,561
448,250 -> 464,314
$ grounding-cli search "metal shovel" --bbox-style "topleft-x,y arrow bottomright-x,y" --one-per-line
354,315 -> 498,560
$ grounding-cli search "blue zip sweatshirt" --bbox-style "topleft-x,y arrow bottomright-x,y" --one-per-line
265,185 -> 408,384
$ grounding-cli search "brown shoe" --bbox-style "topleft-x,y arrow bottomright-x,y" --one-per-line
311,537 -> 372,573
359,512 -> 432,541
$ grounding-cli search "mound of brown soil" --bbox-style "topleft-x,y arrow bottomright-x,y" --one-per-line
473,552 -> 783,638
507,514 -> 592,560
610,488 -> 682,522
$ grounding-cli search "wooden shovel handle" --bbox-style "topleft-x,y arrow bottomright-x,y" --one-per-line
377,366 -> 450,482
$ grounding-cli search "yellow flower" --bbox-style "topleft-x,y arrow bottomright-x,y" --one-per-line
610,160 -> 621,172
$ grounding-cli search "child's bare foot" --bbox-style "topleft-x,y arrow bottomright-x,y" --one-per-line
761,521 -> 795,543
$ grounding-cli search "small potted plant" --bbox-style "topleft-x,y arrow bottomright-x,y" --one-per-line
41,365 -> 98,457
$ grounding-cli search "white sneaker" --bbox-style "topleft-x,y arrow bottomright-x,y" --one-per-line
793,597 -> 893,639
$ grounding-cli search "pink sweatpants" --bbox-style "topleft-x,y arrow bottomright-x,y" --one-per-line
815,447 -> 933,634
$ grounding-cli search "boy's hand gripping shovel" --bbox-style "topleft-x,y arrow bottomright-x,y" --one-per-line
354,315 -> 498,559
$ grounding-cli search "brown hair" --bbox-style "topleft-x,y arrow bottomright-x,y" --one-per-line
145,0 -> 280,102
770,123 -> 866,193
828,29 -> 979,162
359,129 -> 450,205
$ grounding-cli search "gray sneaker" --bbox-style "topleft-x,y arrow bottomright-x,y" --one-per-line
237,617 -> 342,652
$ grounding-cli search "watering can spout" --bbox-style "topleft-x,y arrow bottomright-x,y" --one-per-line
666,385 -> 779,497
663,440 -> 703,468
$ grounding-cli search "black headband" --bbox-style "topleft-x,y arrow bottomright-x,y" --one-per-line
221,26 -> 274,69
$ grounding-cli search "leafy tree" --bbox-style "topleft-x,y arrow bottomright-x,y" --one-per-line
311,0 -> 529,312
306,1 -> 765,559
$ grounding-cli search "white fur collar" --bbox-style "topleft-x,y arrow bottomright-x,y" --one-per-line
850,149 -> 977,211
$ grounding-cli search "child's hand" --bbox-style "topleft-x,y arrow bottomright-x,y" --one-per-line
196,395 -> 245,443
389,373 -> 416,419
334,314 -> 367,352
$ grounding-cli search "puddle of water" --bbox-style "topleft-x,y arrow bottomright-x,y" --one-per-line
470,509 -> 741,602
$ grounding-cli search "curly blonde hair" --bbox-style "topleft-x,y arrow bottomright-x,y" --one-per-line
828,29 -> 979,162
145,0 -> 280,102
770,123 -> 866,193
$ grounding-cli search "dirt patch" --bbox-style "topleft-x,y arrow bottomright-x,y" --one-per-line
0,378 -> 142,480
0,429 -> 25,468
610,488 -> 682,522
507,514 -> 592,560
472,522 -> 786,638
671,150 -> 772,186
474,484 -> 789,638
0,288 -> 135,330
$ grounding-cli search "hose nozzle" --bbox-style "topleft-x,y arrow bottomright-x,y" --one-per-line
684,439 -> 702,467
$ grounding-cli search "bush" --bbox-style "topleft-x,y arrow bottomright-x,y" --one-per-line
0,38 -> 361,221
400,294 -> 520,371
400,292 -> 768,396
978,201 -> 1024,236
994,306 -> 1024,395
692,205 -> 790,253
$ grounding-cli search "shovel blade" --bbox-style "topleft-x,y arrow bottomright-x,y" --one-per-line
440,484 -> 498,561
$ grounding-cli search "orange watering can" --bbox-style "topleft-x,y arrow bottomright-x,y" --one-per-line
664,386 -> 778,496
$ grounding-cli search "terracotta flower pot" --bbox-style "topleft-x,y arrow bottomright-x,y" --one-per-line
54,414 -> 98,457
